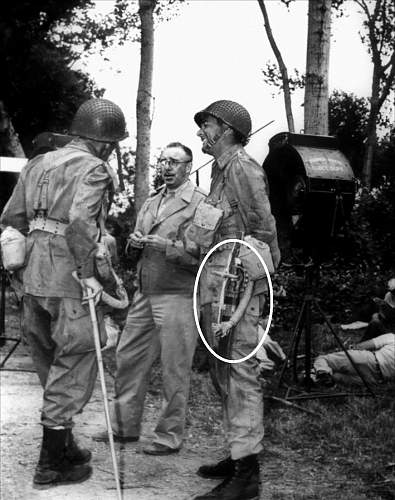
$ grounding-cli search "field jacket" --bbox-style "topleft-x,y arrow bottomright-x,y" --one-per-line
200,144 -> 281,305
0,141 -> 115,298
135,180 -> 206,295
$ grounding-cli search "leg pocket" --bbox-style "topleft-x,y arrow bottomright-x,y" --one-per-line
232,296 -> 260,355
56,298 -> 105,355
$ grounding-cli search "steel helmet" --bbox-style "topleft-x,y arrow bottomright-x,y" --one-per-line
70,98 -> 128,142
194,100 -> 252,140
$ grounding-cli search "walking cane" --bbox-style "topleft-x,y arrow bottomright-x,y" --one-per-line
76,275 -> 123,500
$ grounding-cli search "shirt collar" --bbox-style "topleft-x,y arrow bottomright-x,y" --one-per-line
215,144 -> 243,170
66,140 -> 119,190
160,179 -> 195,202
67,139 -> 96,155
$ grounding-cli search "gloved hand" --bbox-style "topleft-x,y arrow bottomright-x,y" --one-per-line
81,276 -> 103,305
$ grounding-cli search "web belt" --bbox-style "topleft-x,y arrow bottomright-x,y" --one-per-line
29,217 -> 68,236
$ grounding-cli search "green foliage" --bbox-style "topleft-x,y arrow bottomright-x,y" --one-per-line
328,90 -> 369,178
271,133 -> 395,329
1,0 -> 184,155
261,62 -> 305,96
1,0 -> 102,155
152,163 -> 164,192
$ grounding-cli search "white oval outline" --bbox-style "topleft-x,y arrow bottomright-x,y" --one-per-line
193,238 -> 273,364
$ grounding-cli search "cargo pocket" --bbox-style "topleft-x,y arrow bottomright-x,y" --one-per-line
61,299 -> 105,355
232,296 -> 260,354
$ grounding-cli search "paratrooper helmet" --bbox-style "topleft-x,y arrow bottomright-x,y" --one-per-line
70,98 -> 128,143
194,100 -> 252,141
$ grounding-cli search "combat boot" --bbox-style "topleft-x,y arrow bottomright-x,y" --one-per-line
194,454 -> 259,500
197,456 -> 234,479
33,427 -> 92,488
65,429 -> 91,465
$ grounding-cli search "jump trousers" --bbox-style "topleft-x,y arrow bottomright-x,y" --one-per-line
222,294 -> 264,460
23,294 -> 105,428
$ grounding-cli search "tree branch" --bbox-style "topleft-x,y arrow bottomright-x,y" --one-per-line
377,52 -> 395,110
257,0 -> 295,132
354,0 -> 370,18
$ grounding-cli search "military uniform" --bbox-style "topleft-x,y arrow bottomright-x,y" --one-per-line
110,180 -> 206,450
199,144 -> 280,460
1,141 -> 115,428
1,98 -> 128,488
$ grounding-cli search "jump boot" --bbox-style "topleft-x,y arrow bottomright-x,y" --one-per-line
33,427 -> 92,488
65,429 -> 92,464
197,456 -> 234,479
194,454 -> 259,500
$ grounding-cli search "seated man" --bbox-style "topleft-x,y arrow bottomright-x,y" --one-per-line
314,333 -> 395,386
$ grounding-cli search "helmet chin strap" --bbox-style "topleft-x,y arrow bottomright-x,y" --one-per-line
204,127 -> 231,151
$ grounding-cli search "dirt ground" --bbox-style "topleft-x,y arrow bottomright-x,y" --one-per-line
0,351 -> 220,500
0,302 -> 222,500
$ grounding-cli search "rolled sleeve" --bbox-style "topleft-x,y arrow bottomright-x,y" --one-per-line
373,333 -> 395,350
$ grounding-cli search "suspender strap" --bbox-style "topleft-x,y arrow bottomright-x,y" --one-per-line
33,171 -> 50,212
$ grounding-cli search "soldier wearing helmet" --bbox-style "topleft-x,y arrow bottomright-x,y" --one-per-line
0,98 -> 128,488
191,100 -> 280,500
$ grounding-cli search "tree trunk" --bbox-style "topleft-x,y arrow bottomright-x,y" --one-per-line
362,68 -> 380,189
304,0 -> 332,135
258,0 -> 295,132
357,0 -> 395,189
0,102 -> 25,157
135,0 -> 155,213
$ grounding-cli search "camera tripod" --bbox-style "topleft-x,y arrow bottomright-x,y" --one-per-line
278,259 -> 376,400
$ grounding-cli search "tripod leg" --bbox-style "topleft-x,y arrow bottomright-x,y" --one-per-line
302,292 -> 316,390
313,300 -> 376,397
277,300 -> 306,388
292,301 -> 307,384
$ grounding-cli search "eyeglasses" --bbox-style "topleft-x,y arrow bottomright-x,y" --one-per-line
158,158 -> 190,167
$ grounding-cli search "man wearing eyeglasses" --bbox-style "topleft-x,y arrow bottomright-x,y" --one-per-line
93,142 -> 206,455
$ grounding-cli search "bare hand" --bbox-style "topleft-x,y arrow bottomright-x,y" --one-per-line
127,230 -> 145,249
81,276 -> 103,305
213,321 -> 234,338
142,234 -> 169,252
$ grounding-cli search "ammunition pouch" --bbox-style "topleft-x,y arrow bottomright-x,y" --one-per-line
188,201 -> 223,249
238,236 -> 274,280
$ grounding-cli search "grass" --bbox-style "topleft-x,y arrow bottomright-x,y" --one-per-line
259,319 -> 395,500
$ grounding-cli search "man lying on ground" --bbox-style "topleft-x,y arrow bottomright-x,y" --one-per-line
314,332 -> 395,386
